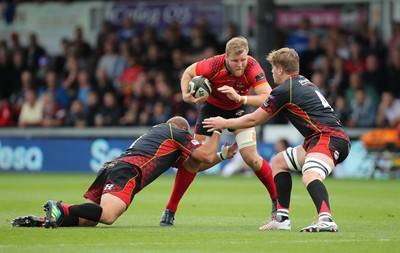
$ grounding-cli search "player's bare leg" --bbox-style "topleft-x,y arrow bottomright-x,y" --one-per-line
235,128 -> 277,218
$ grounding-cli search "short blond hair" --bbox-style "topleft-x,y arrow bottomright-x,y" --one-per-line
266,47 -> 299,74
166,116 -> 190,132
225,36 -> 249,56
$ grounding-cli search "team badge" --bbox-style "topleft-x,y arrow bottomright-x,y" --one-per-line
334,150 -> 339,160
255,72 -> 265,82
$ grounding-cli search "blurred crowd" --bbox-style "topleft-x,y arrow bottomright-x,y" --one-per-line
0,16 -> 400,129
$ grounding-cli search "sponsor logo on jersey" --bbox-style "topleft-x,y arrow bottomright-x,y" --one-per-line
255,72 -> 265,82
235,110 -> 244,116
191,139 -> 200,145
104,184 -> 114,191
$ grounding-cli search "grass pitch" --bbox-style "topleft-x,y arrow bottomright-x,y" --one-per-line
0,173 -> 399,253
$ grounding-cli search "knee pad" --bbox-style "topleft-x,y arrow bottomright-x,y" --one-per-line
302,157 -> 332,179
235,129 -> 256,150
283,147 -> 301,171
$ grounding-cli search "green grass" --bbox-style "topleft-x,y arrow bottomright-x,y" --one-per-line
0,173 -> 399,253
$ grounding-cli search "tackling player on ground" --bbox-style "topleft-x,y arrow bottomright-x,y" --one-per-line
159,36 -> 278,226
12,116 -> 237,228
203,48 -> 351,232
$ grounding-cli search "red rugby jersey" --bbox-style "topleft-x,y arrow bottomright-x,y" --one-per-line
194,54 -> 268,110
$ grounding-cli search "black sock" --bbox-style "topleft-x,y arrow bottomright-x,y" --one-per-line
59,216 -> 79,227
274,172 -> 292,209
69,203 -> 103,222
307,179 -> 330,214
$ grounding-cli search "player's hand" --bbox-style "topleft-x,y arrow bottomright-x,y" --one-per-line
218,85 -> 241,103
203,116 -> 226,132
226,141 -> 238,159
183,90 -> 208,105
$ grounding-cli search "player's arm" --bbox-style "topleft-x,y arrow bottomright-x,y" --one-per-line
218,83 -> 271,107
190,130 -> 221,163
248,83 -> 271,106
203,107 -> 272,131
185,139 -> 237,173
197,141 -> 237,171
181,63 -> 207,104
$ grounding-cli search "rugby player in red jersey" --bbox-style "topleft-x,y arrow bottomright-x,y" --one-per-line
12,116 -> 237,228
203,48 -> 351,232
160,36 -> 277,226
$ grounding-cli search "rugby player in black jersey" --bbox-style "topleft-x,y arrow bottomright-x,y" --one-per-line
12,116 -> 237,228
203,48 -> 350,232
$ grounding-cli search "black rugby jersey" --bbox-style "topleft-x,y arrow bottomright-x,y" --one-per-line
261,75 -> 349,143
117,123 -> 201,189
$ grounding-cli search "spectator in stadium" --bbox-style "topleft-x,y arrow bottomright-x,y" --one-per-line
10,70 -> 35,117
150,101 -> 170,125
38,71 -> 71,109
71,26 -> 92,63
143,43 -> 169,79
96,20 -> 115,55
119,54 -> 144,107
387,21 -> 400,63
183,25 -> 218,64
159,36 -> 277,227
365,27 -> 387,64
94,91 -> 122,127
0,94 -> 16,126
116,16 -> 138,44
25,33 -> 46,72
64,99 -> 88,128
96,40 -> 120,85
119,102 -> 139,126
218,22 -> 239,53
61,54 -> 81,102
203,47 -> 350,232
285,16 -> 312,56
53,38 -> 71,74
76,69 -> 93,106
344,40 -> 366,74
17,88 -> 43,127
0,45 -> 13,98
345,72 -> 379,107
9,50 -> 27,93
326,56 -> 348,104
162,22 -> 187,60
387,47 -> 400,98
40,91 -> 66,127
348,88 -> 377,128
11,116 -> 237,228
166,48 -> 188,91
9,32 -> 25,55
375,91 -> 400,128
300,33 -> 324,79
333,95 -> 351,126
86,90 -> 101,127
362,53 -> 386,95
93,67 -> 116,102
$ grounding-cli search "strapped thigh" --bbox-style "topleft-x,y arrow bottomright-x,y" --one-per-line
283,147 -> 301,171
235,129 -> 256,150
302,157 -> 332,180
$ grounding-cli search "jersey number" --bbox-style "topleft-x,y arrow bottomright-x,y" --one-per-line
315,91 -> 333,111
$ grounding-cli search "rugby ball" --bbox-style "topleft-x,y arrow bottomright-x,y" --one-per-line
188,76 -> 212,98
